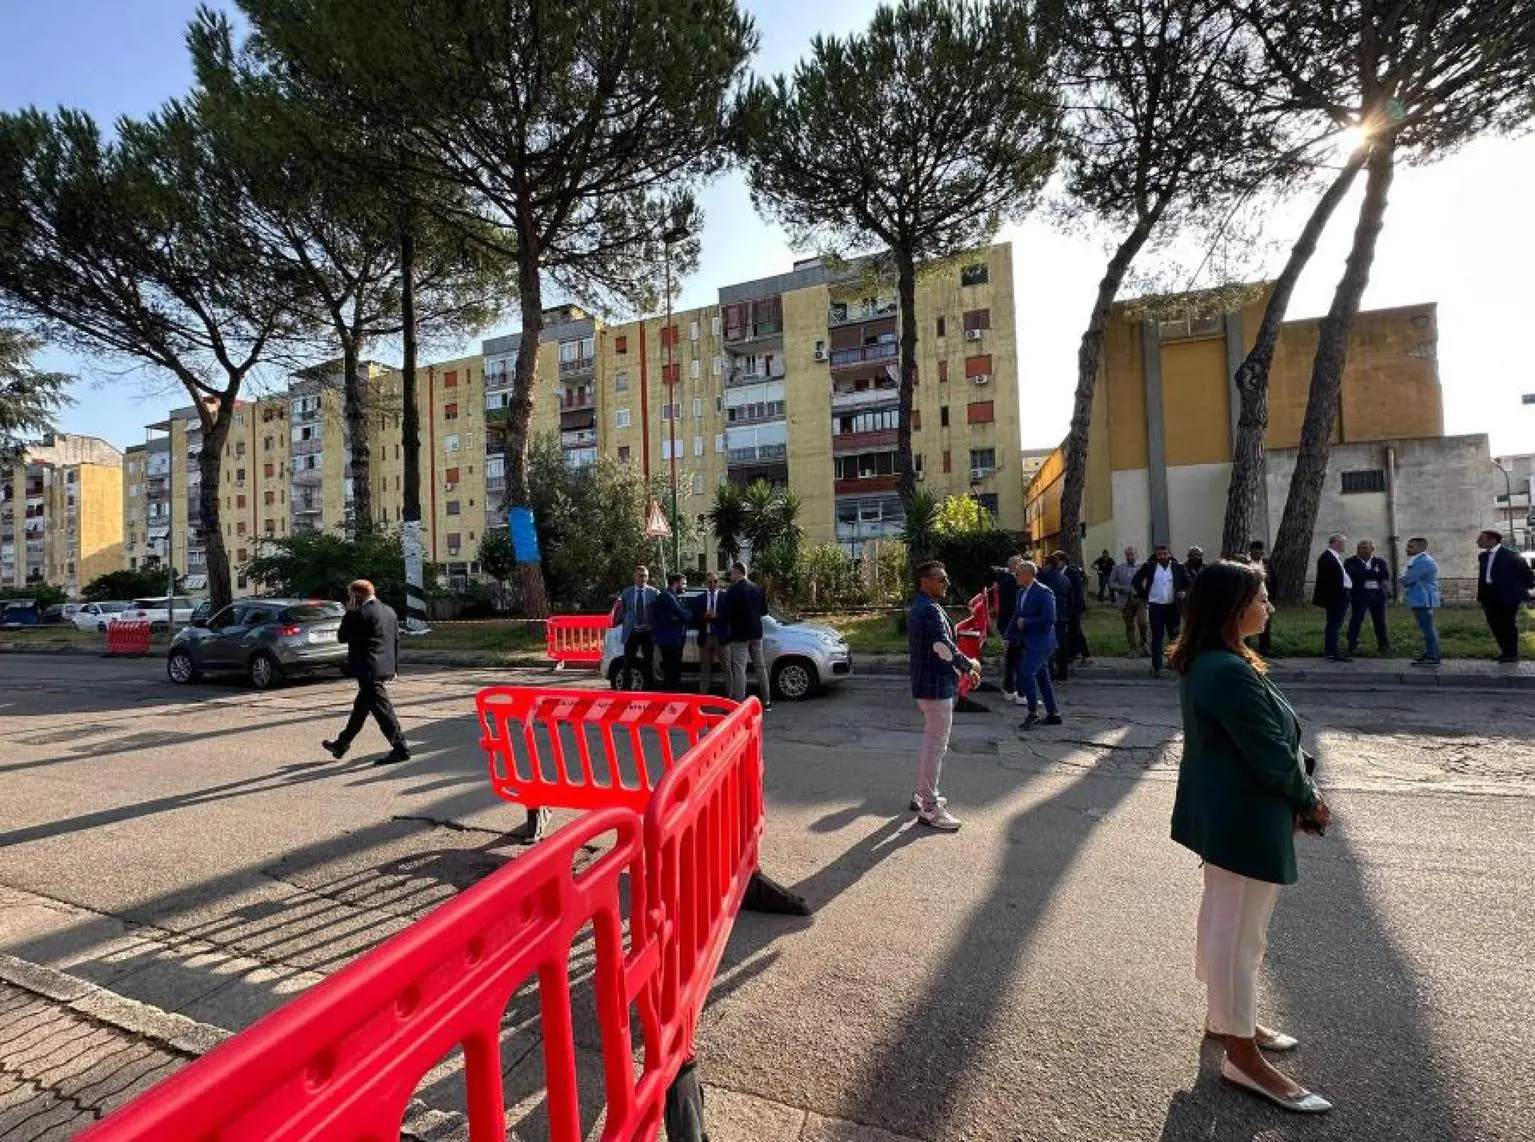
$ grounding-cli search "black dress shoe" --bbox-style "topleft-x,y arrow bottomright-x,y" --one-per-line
1329,654 -> 1354,663
1021,712 -> 1041,731
374,746 -> 411,766
1497,655 -> 1519,665
1043,713 -> 1063,726
322,739 -> 348,760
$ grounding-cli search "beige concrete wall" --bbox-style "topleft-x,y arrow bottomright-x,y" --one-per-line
782,282 -> 836,544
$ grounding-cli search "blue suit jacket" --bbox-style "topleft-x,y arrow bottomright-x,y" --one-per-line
1011,582 -> 1058,651
653,589 -> 688,648
1401,553 -> 1440,609
619,584 -> 660,643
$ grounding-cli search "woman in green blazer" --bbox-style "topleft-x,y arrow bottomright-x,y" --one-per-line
1168,561 -> 1332,1114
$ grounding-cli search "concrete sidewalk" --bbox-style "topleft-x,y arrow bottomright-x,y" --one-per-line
852,649 -> 1535,689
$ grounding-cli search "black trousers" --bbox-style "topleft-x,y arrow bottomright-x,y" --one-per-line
624,630 -> 655,688
1003,639 -> 1022,693
341,676 -> 404,748
1149,602 -> 1181,672
1323,598 -> 1350,658
1068,614 -> 1091,660
1482,599 -> 1521,659
659,643 -> 684,690
1052,621 -> 1071,681
1347,591 -> 1389,651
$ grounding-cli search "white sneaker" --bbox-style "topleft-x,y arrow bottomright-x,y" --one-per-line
1013,694 -> 1029,707
1002,690 -> 1016,703
918,806 -> 962,831
909,792 -> 949,811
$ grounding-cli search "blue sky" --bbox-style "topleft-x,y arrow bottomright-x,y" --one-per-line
4,0 -> 1533,456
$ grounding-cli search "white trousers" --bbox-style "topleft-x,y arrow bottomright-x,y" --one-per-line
1195,862 -> 1280,1038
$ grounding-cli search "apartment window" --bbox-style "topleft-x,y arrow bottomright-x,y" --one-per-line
915,454 -> 924,474
264,490 -> 275,506
965,355 -> 994,381
967,400 -> 995,424
444,434 -> 461,453
963,309 -> 991,332
961,263 -> 989,287
616,408 -> 632,429
236,468 -> 246,483
660,324 -> 679,348
935,315 -> 946,338
265,519 -> 276,535
1340,469 -> 1387,494
236,548 -> 248,563
690,359 -> 700,379
713,356 -> 723,377
447,501 -> 461,516
234,412 -> 246,428
444,402 -> 459,420
977,493 -> 999,516
445,467 -> 460,485
662,362 -> 681,385
690,320 -> 700,341
969,448 -> 997,472
443,370 -> 458,388
714,434 -> 725,453
716,395 -> 724,413
615,335 -> 629,354
262,462 -> 273,479
234,441 -> 246,458
263,435 -> 272,452
692,397 -> 703,419
911,409 -> 922,430
660,402 -> 681,422
618,445 -> 631,462
236,521 -> 247,535
694,435 -> 704,457
942,450 -> 952,474
712,315 -> 721,336
236,494 -> 246,509
940,406 -> 950,428
447,532 -> 461,554
615,371 -> 629,393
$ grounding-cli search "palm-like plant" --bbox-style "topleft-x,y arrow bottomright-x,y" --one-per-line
899,487 -> 940,562
776,488 -> 804,551
708,481 -> 746,564
740,478 -> 784,555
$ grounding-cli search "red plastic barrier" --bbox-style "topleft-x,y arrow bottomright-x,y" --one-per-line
77,807 -> 672,1142
954,589 -> 990,698
475,688 -> 739,814
546,614 -> 610,669
105,619 -> 152,657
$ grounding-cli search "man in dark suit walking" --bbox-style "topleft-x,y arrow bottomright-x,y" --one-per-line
324,579 -> 409,765
1344,539 -> 1392,655
1477,529 -> 1534,663
1312,533 -> 1353,662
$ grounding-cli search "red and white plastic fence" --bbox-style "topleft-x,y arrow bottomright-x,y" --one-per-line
545,614 -> 611,669
105,619 -> 152,657
82,687 -> 765,1142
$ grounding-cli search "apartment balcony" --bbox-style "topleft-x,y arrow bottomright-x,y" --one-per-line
293,406 -> 321,423
560,407 -> 596,432
723,321 -> 783,350
559,388 -> 596,411
725,406 -> 787,429
292,468 -> 324,486
727,442 -> 788,466
558,355 -> 596,378
831,383 -> 900,411
828,297 -> 897,327
485,406 -> 510,424
725,363 -> 787,389
728,460 -> 789,488
561,429 -> 597,450
832,428 -> 898,455
293,502 -> 323,517
292,437 -> 323,457
829,342 -> 897,372
835,474 -> 901,495
486,475 -> 507,495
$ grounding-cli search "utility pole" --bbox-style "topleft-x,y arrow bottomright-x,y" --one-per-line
665,235 -> 681,575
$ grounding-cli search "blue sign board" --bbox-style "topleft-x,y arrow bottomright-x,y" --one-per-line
508,507 -> 541,564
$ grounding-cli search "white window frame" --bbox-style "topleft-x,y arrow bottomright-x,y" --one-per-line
714,434 -> 725,453
616,408 -> 632,429
444,434 -> 461,454
689,320 -> 699,342
692,397 -> 703,419
694,435 -> 704,457
690,359 -> 700,379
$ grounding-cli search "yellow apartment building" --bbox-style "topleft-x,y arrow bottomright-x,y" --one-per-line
1023,290 -> 1483,569
1,433 -> 122,597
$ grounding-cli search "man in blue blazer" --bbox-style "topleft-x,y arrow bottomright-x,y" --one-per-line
1344,539 -> 1392,655
653,573 -> 690,691
1400,536 -> 1441,665
619,566 -> 661,688
1477,529 -> 1534,663
1010,560 -> 1062,730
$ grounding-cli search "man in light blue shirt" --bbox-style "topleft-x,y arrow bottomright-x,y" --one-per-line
1400,537 -> 1441,666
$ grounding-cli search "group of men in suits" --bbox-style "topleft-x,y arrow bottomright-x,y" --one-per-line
616,562 -> 771,704
1311,534 -> 1395,661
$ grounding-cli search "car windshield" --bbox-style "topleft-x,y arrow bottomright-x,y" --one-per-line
130,598 -> 163,609
100,602 -> 127,612
282,603 -> 344,623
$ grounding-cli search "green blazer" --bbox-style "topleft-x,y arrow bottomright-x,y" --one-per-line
1170,650 -> 1318,885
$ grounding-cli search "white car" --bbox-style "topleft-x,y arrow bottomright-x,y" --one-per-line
110,596 -> 199,633
70,601 -> 130,631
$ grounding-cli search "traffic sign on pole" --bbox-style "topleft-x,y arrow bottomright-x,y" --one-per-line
644,500 -> 673,539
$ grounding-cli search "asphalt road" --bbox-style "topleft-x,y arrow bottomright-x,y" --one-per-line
0,654 -> 1531,1140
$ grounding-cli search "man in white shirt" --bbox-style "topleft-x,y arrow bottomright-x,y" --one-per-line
1311,533 -> 1354,661
1132,544 -> 1192,675
697,572 -> 726,694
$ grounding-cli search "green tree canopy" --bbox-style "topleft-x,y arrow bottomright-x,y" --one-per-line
0,329 -> 70,466
736,0 -> 1056,493
82,568 -> 183,602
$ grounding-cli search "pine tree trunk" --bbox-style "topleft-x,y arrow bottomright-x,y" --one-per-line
399,223 -> 428,632
894,249 -> 918,497
504,236 -> 550,619
1058,216 -> 1158,564
199,401 -> 235,611
1220,155 -> 1366,558
1269,144 -> 1396,604
341,335 -> 373,537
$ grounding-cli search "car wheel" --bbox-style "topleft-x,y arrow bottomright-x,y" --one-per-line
770,657 -> 818,701
166,649 -> 200,685
248,651 -> 281,690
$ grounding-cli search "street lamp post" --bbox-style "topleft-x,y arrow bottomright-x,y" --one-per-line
1492,459 -> 1517,546
660,220 -> 690,576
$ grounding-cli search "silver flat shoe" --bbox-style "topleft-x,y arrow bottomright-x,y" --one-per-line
1221,1057 -> 1332,1114
1205,1025 -> 1299,1052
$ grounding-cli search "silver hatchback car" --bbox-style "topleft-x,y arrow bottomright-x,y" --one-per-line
600,589 -> 853,700
167,598 -> 348,689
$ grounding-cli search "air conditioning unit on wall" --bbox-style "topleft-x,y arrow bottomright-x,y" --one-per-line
813,347 -> 829,362
970,467 -> 994,481
964,328 -> 983,341
971,374 -> 990,386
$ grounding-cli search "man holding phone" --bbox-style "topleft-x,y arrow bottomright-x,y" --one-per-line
908,561 -> 980,832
